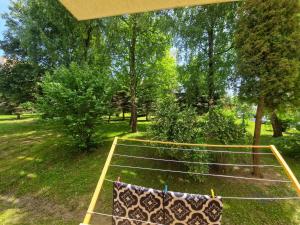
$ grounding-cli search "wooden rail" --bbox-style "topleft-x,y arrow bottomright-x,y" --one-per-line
81,137 -> 118,225
118,137 -> 270,149
269,145 -> 300,197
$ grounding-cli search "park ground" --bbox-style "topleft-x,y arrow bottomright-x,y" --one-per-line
0,115 -> 299,225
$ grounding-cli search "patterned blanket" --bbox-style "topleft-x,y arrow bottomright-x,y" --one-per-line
113,182 -> 223,225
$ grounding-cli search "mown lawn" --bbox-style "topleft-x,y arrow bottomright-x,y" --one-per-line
0,115 -> 299,225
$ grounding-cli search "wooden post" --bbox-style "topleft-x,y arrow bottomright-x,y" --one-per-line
82,137 -> 118,225
270,145 -> 300,196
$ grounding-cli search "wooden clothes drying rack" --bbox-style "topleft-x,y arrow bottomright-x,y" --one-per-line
80,137 -> 300,225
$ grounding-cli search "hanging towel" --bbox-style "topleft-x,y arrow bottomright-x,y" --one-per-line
112,182 -> 223,225
113,182 -> 165,225
164,191 -> 223,225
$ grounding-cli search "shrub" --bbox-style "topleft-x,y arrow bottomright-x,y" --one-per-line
273,134 -> 300,159
150,95 -> 209,181
38,63 -> 112,151
202,108 -> 250,145
201,108 -> 251,173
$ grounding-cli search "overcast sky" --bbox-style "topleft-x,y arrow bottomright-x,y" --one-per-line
0,0 -> 11,56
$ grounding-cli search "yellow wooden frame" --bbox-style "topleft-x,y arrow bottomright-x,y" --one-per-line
80,137 -> 300,225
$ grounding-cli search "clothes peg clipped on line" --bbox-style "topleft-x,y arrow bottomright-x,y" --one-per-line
164,185 -> 168,193
211,189 -> 215,198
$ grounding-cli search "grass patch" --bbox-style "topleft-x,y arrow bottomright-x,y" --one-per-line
0,115 -> 299,224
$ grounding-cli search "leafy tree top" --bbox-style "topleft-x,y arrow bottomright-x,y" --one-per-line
235,0 -> 300,109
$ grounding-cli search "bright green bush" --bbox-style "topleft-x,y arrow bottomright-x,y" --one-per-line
202,108 -> 251,145
274,134 -> 300,159
150,95 -> 209,181
201,108 -> 251,173
38,63 -> 112,151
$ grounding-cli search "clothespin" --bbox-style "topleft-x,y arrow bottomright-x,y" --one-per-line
211,189 -> 215,198
164,185 -> 168,193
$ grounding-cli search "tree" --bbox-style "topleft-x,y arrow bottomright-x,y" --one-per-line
107,13 -> 171,132
1,0 -> 111,114
138,52 -> 178,120
0,60 -> 40,118
235,0 -> 300,176
111,90 -> 131,121
37,63 -> 112,151
175,3 -> 238,107
1,0 -> 110,69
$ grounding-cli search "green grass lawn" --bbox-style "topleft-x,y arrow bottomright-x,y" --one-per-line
0,115 -> 299,225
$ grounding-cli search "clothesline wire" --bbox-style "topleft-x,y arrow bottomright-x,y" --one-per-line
113,153 -> 282,168
116,143 -> 274,155
104,179 -> 299,201
88,211 -> 164,225
110,164 -> 291,183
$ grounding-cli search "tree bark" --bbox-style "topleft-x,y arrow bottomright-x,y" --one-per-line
207,25 -> 215,107
83,23 -> 93,62
129,16 -> 138,133
252,96 -> 264,177
122,110 -> 125,121
270,111 -> 283,137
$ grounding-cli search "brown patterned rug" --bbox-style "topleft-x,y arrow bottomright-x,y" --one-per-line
112,182 -> 223,225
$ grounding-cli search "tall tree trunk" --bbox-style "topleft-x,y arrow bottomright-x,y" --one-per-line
129,16 -> 138,133
122,109 -> 125,121
270,111 -> 283,137
252,96 -> 264,177
207,26 -> 215,107
83,23 -> 93,62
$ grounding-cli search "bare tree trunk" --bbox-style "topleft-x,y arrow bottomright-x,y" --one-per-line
252,96 -> 264,177
271,111 -> 283,137
129,15 -> 138,133
207,25 -> 215,108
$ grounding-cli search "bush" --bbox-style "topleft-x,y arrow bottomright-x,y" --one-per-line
202,108 -> 250,145
273,134 -> 300,159
38,63 -> 112,151
201,108 -> 251,173
150,95 -> 209,181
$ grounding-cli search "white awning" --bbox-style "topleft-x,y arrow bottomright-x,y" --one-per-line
59,0 -> 238,20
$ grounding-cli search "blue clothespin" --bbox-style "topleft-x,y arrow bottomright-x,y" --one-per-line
164,185 -> 168,193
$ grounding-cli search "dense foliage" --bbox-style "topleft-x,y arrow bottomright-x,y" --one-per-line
175,3 -> 238,108
0,0 -> 299,163
38,63 -> 112,151
150,95 -> 209,181
0,60 -> 40,117
202,108 -> 250,145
